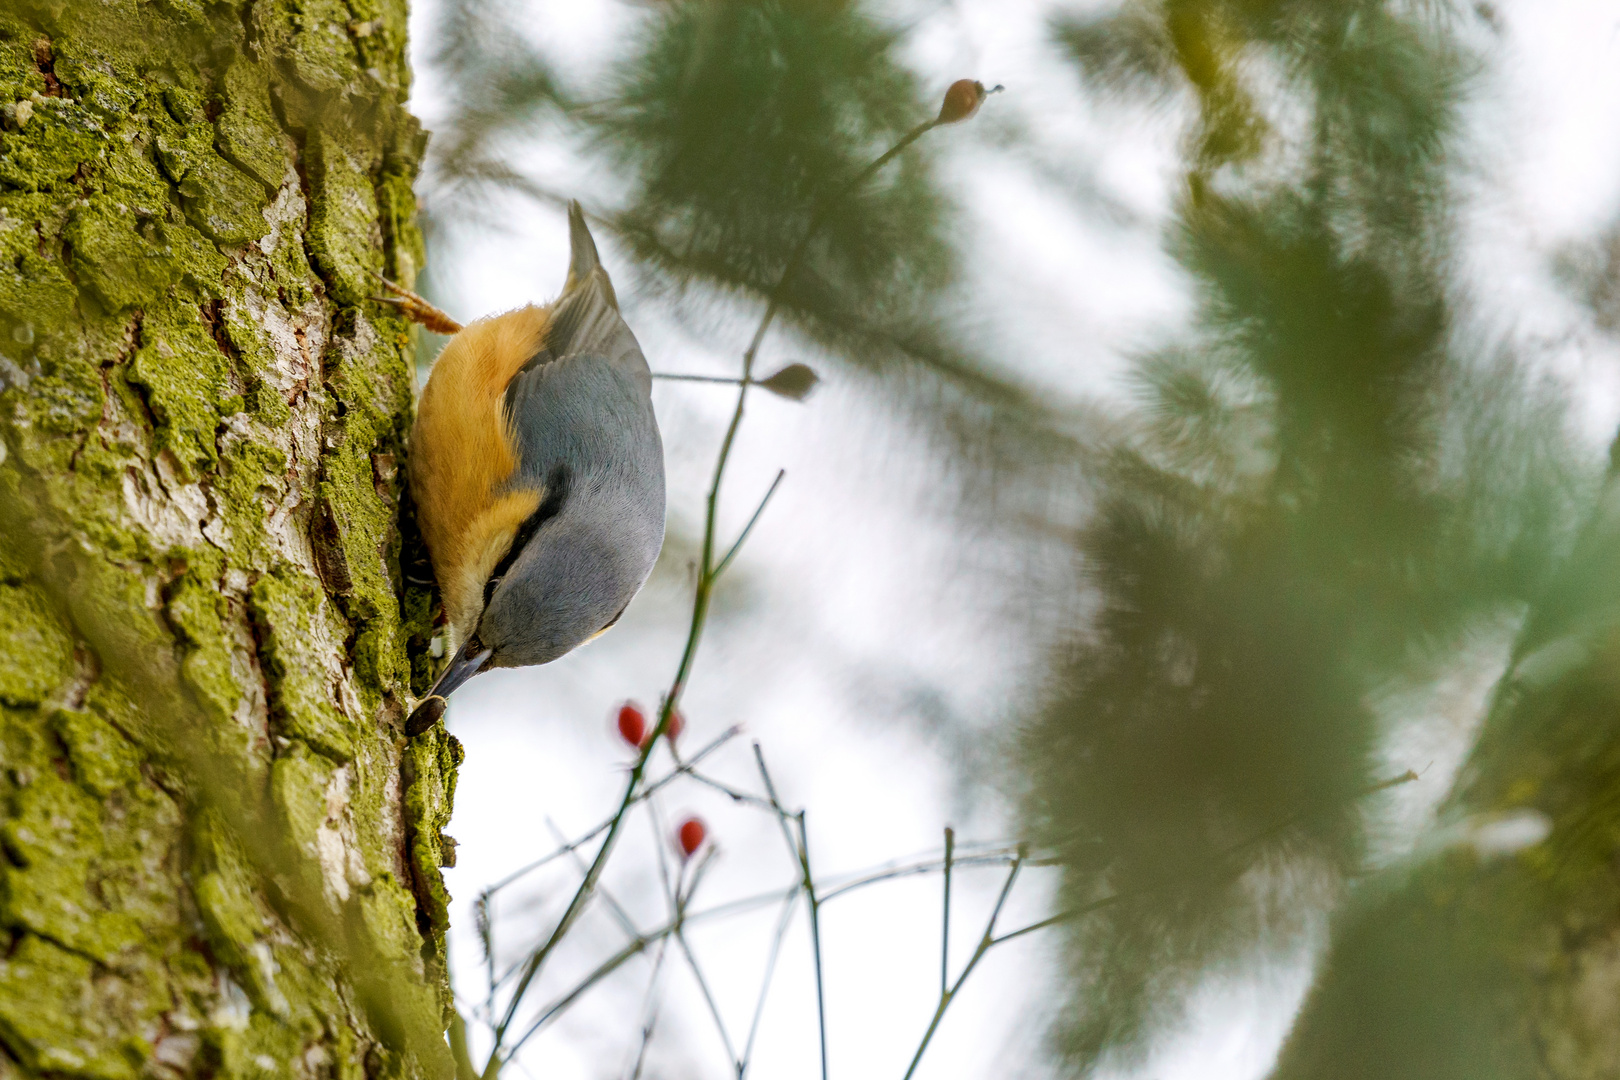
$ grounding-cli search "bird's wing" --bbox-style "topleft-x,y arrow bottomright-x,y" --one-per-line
501,352 -> 663,499
508,279 -> 652,398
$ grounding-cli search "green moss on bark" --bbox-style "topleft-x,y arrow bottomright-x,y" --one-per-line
0,0 -> 450,1076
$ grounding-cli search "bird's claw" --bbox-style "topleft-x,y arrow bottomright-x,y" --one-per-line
368,270 -> 464,335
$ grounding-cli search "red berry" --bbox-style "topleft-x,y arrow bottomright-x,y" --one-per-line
640,706 -> 686,748
677,816 -> 706,858
616,702 -> 646,748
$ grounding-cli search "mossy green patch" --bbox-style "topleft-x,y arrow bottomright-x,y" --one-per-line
0,934 -> 155,1080
0,99 -> 104,192
66,203 -> 184,314
401,729 -> 461,951
214,435 -> 292,569
0,580 -> 73,706
207,1008 -> 313,1079
179,154 -> 271,247
193,872 -> 263,958
59,556 -> 180,701
126,300 -> 231,478
355,873 -> 422,962
269,747 -> 333,849
305,126 -> 382,305
0,761 -> 144,961
216,58 -> 288,192
165,550 -> 256,730
188,811 -> 302,1023
375,168 -> 423,285
257,0 -> 366,96
316,426 -> 408,705
0,197 -> 75,328
219,296 -> 296,426
50,706 -> 142,798
249,569 -> 355,760
0,0 -> 453,1072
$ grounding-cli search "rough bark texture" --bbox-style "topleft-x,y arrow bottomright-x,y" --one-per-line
0,1 -> 456,1077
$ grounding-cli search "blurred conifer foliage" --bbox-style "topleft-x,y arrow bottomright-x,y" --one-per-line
1027,2 -> 1616,1077
421,0 -> 1620,1075
424,0 -> 1042,419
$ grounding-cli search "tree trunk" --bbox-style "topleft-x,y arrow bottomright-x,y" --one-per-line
0,2 -> 456,1077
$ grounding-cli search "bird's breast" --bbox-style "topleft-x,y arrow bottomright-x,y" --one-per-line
410,305 -> 552,640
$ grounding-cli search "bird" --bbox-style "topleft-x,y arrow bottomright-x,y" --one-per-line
378,202 -> 666,736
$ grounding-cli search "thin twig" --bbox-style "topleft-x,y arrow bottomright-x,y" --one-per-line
505,935 -> 653,1058
490,763 -> 643,1063
753,744 -> 805,865
739,893 -> 800,1079
473,725 -> 741,919
714,470 -> 787,579
652,373 -> 748,384
797,812 -> 830,1080
751,745 -> 828,1080
548,817 -> 641,941
816,849 -> 1045,903
476,891 -> 496,1001
482,109 -> 956,1075
483,726 -> 742,898
648,798 -> 679,919
683,768 -> 786,814
676,927 -> 740,1068
626,937 -> 670,1080
670,846 -> 740,1067
941,826 -> 954,999
902,847 -> 1026,1080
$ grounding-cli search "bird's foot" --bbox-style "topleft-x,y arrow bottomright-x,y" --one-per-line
369,270 -> 464,335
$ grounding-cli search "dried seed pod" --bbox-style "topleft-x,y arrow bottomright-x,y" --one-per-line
937,79 -> 1002,124
757,363 -> 821,402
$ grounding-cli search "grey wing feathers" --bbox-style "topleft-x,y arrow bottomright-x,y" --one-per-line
501,354 -> 665,529
541,282 -> 652,396
510,281 -> 653,400
498,205 -> 664,557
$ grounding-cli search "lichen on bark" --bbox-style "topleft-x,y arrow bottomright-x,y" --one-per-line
0,1 -> 452,1076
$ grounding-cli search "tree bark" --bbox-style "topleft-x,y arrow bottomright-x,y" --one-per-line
0,2 -> 455,1077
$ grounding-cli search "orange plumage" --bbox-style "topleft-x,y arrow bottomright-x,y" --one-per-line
410,305 -> 551,639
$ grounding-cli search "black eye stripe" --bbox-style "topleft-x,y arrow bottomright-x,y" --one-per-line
484,463 -> 571,608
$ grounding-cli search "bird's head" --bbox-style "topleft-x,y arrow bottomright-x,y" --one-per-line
407,503 -> 655,734
480,509 -> 649,665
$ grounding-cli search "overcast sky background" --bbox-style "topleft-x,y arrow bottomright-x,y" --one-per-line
403,2 -> 1620,1077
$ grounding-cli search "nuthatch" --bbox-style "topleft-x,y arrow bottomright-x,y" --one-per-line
384,203 -> 665,736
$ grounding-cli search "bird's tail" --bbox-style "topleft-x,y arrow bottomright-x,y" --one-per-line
565,200 -> 604,293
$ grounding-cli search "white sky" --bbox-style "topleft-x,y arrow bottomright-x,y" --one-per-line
404,2 -> 1620,1077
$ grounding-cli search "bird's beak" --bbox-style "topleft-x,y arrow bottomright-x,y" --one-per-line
405,639 -> 494,736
